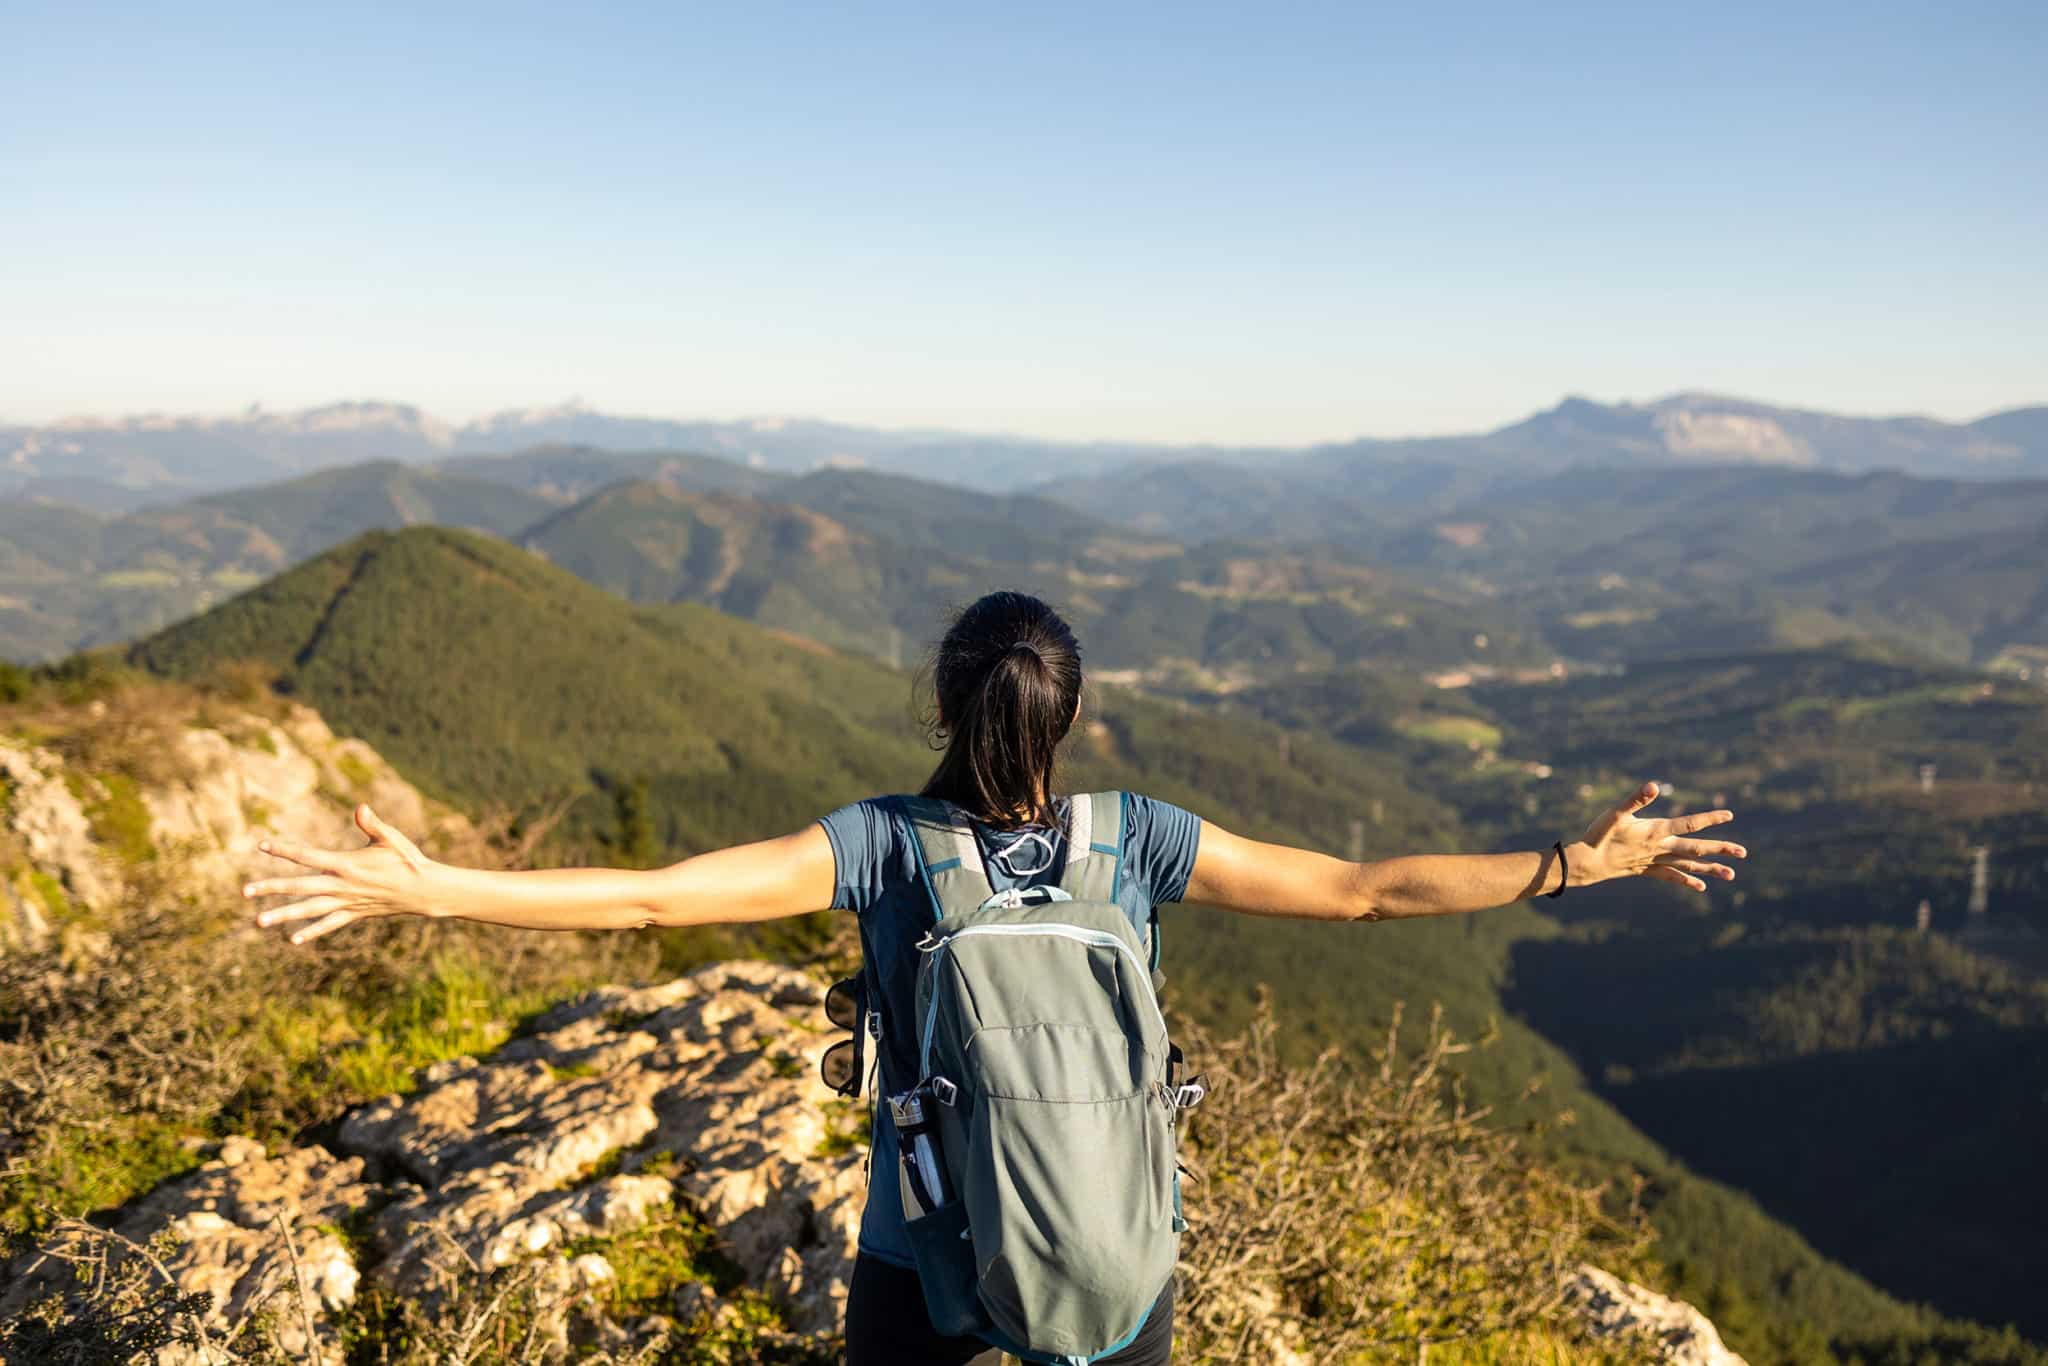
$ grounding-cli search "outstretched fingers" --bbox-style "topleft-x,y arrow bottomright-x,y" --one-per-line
1647,865 -> 1709,893
1669,809 -> 1736,833
1654,856 -> 1736,882
288,910 -> 359,944
254,895 -> 349,928
244,873 -> 344,900
255,837 -> 335,873
1660,836 -> 1747,860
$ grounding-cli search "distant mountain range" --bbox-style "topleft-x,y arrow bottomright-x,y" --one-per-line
0,453 -> 1538,679
7,392 -> 2044,511
8,432 -> 2048,674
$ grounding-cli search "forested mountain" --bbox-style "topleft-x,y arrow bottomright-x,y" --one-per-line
5,454 -> 1538,680
0,462 -> 557,664
122,527 -> 2042,1364
518,480 -> 955,658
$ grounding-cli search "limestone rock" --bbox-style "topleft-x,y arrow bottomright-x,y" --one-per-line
0,1136 -> 378,1363
337,960 -> 861,1334
2,701 -> 470,935
0,737 -> 116,917
1,960 -> 858,1359
1566,1264 -> 1749,1366
139,703 -> 465,901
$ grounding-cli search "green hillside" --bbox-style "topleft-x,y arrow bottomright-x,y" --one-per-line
1363,467 -> 2048,667
0,463 -> 558,664
511,466 -> 1542,682
115,460 -> 556,570
1234,648 -> 2048,1339
519,478 -> 972,660
433,442 -> 786,503
768,466 -> 1146,567
126,527 -> 2037,1364
1049,461 -> 2048,668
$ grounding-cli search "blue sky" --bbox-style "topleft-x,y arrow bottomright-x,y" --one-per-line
4,1 -> 2043,442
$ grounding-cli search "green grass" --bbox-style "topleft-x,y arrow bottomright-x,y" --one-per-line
815,1100 -> 869,1159
259,955 -> 566,1104
334,751 -> 376,796
84,771 -> 156,866
1395,714 -> 1506,750
23,867 -> 72,920
0,1118 -> 203,1237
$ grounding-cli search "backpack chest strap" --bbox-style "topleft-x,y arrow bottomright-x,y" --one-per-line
903,791 -> 1129,920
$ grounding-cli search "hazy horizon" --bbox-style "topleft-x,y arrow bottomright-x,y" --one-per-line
6,384 -> 2042,450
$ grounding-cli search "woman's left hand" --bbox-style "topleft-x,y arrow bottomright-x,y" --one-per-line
243,804 -> 438,943
1574,781 -> 1746,892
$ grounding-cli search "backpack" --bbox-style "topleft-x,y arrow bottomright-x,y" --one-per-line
888,791 -> 1202,1366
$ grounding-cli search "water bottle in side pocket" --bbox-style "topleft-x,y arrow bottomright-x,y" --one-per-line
888,1086 -> 955,1218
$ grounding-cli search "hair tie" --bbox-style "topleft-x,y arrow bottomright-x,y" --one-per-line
1009,640 -> 1044,662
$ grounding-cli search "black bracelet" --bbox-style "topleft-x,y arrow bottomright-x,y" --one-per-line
1547,841 -> 1568,899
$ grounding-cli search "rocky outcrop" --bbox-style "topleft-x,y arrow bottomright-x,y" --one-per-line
0,738 -> 116,937
1,949 -> 1750,1364
1,960 -> 862,1362
1567,1265 -> 1749,1365
139,704 -> 460,901
2,700 -> 468,949
0,1136 -> 379,1362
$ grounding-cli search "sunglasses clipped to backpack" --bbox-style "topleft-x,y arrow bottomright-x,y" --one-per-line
819,975 -> 876,1097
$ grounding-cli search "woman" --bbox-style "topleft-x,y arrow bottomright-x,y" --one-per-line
245,591 -> 1743,1365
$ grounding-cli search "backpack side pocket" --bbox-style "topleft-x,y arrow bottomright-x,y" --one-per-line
903,1198 -> 984,1337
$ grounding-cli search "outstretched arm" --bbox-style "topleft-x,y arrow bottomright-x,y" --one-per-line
245,805 -> 837,943
1183,782 -> 1745,923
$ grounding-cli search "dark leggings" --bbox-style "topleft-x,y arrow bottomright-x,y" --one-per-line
844,1253 -> 1175,1366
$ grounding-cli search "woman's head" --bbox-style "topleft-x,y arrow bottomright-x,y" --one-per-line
920,591 -> 1082,828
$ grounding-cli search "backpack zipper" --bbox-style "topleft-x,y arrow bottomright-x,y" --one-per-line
918,922 -> 1168,1074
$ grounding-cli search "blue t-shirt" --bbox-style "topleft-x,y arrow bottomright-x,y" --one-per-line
816,791 -> 1202,1267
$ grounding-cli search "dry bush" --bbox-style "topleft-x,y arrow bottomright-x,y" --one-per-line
1174,993 -> 1652,1363
0,908 -> 262,1223
0,1218 -> 287,1365
18,678 -> 205,793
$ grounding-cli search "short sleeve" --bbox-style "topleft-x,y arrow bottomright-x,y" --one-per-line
816,797 -> 899,915
1121,793 -> 1201,905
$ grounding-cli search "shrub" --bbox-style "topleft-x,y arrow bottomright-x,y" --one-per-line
1174,993 -> 1652,1363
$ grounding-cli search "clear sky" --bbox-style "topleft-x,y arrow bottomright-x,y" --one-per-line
5,1 -> 2043,443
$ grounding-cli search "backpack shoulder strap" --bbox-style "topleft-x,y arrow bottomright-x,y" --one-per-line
1058,790 -> 1126,905
901,795 -> 994,920
1062,791 -> 1167,976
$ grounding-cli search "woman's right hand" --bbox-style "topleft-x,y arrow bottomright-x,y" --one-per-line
244,803 -> 439,943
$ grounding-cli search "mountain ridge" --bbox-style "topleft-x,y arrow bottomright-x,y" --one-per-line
9,390 -> 2044,507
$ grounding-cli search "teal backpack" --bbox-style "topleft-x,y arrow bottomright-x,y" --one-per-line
888,791 -> 1204,1366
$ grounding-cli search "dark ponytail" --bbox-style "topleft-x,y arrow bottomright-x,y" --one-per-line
919,591 -> 1082,828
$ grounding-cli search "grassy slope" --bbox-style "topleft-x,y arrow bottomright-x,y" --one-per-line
128,528 -> 2035,1364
